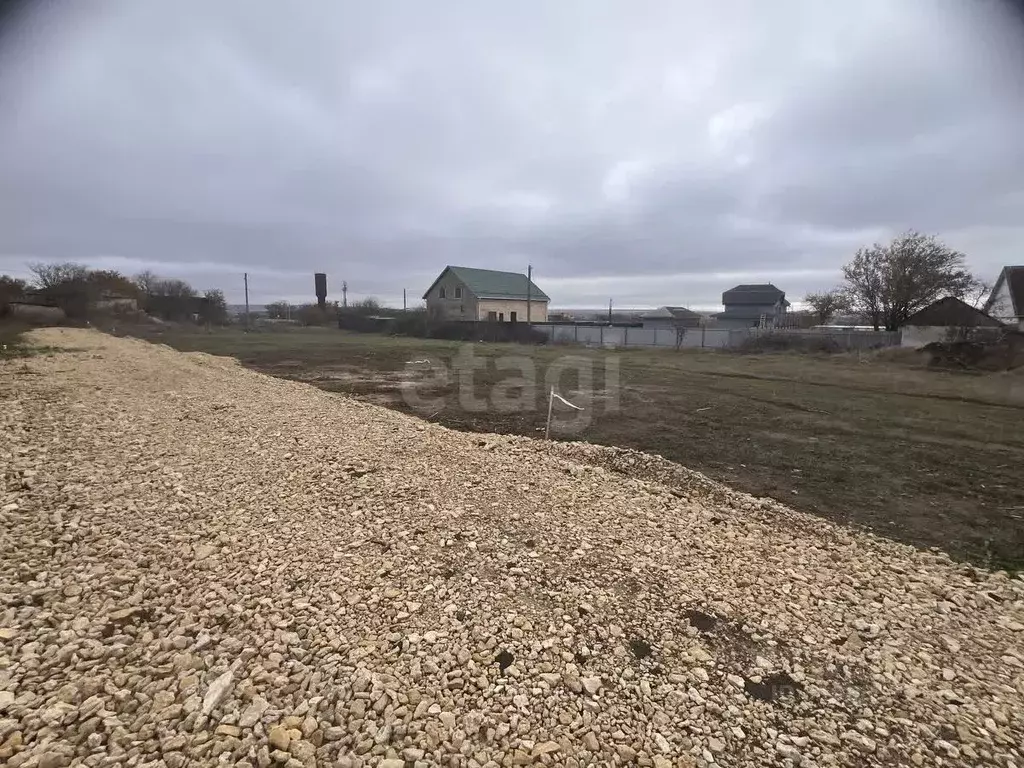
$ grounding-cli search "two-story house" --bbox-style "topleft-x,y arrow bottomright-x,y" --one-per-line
713,283 -> 790,328
423,266 -> 550,322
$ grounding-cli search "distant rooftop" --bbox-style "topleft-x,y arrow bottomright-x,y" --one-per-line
905,296 -> 1002,328
643,306 -> 703,320
722,283 -> 788,307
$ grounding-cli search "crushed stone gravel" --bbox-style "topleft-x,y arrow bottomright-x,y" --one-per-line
1,328 -> 1022,768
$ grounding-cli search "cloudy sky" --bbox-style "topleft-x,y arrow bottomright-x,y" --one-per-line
1,1 -> 1022,309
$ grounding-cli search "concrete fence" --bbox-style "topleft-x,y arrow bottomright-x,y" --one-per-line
750,328 -> 902,350
531,324 -> 900,351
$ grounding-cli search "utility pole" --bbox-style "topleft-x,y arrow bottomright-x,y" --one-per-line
403,288 -> 407,311
244,273 -> 250,330
526,265 -> 532,324
342,281 -> 348,308
608,298 -> 612,324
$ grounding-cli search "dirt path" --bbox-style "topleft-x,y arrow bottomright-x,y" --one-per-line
2,329 -> 1022,767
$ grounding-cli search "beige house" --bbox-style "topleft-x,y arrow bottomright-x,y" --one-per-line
423,266 -> 550,322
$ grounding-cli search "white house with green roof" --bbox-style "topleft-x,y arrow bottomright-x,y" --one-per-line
423,266 -> 550,322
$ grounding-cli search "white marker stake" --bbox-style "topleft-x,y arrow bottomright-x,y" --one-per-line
552,392 -> 584,410
545,388 -> 584,440
545,386 -> 555,440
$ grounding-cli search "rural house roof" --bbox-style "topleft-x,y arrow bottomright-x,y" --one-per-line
904,296 -> 1003,328
721,283 -> 789,306
423,266 -> 550,302
713,307 -> 777,321
643,306 -> 702,320
984,265 -> 1024,319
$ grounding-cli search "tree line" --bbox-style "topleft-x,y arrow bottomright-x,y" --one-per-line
804,231 -> 987,330
0,262 -> 228,323
2,230 -> 989,332
265,297 -> 383,326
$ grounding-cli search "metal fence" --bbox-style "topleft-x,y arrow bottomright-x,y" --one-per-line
531,324 -> 900,350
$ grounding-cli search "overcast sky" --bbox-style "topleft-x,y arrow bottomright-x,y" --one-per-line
1,1 -> 1022,309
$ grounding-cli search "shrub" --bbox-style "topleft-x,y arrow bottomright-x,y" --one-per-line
296,304 -> 338,326
735,333 -> 842,355
0,275 -> 28,316
924,331 -> 1024,371
390,310 -> 428,336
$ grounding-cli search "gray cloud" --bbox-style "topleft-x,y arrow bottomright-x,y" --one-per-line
1,0 -> 1022,308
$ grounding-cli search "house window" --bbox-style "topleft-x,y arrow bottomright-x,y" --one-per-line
454,286 -> 463,299
499,312 -> 504,322
439,287 -> 446,299
487,311 -> 497,321
510,311 -> 517,323
459,304 -> 464,314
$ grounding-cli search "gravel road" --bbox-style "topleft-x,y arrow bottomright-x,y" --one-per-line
2,328 -> 1022,768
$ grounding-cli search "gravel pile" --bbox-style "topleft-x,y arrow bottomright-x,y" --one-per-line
2,328 -> 1022,768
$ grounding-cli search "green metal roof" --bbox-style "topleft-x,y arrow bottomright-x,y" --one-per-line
423,266 -> 550,301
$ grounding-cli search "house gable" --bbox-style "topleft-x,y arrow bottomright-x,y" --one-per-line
904,296 -> 1003,328
423,267 -> 472,301
984,266 -> 1024,321
643,306 -> 701,321
642,305 -> 702,328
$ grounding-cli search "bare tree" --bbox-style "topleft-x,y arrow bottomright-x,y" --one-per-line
199,289 -> 228,325
27,262 -> 88,290
804,289 -> 851,325
842,250 -> 885,330
964,280 -> 993,310
265,301 -> 290,319
133,270 -> 160,296
150,278 -> 196,298
350,297 -> 382,316
841,231 -> 979,331
86,270 -> 140,298
141,277 -> 198,321
134,271 -> 199,300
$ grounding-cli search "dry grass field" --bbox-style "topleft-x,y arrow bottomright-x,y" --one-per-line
112,324 -> 1024,572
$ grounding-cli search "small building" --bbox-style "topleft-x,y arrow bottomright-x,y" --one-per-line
900,296 -> 1003,349
641,306 -> 703,330
983,265 -> 1024,330
6,302 -> 66,322
713,284 -> 790,328
94,293 -> 139,312
423,266 -> 549,322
